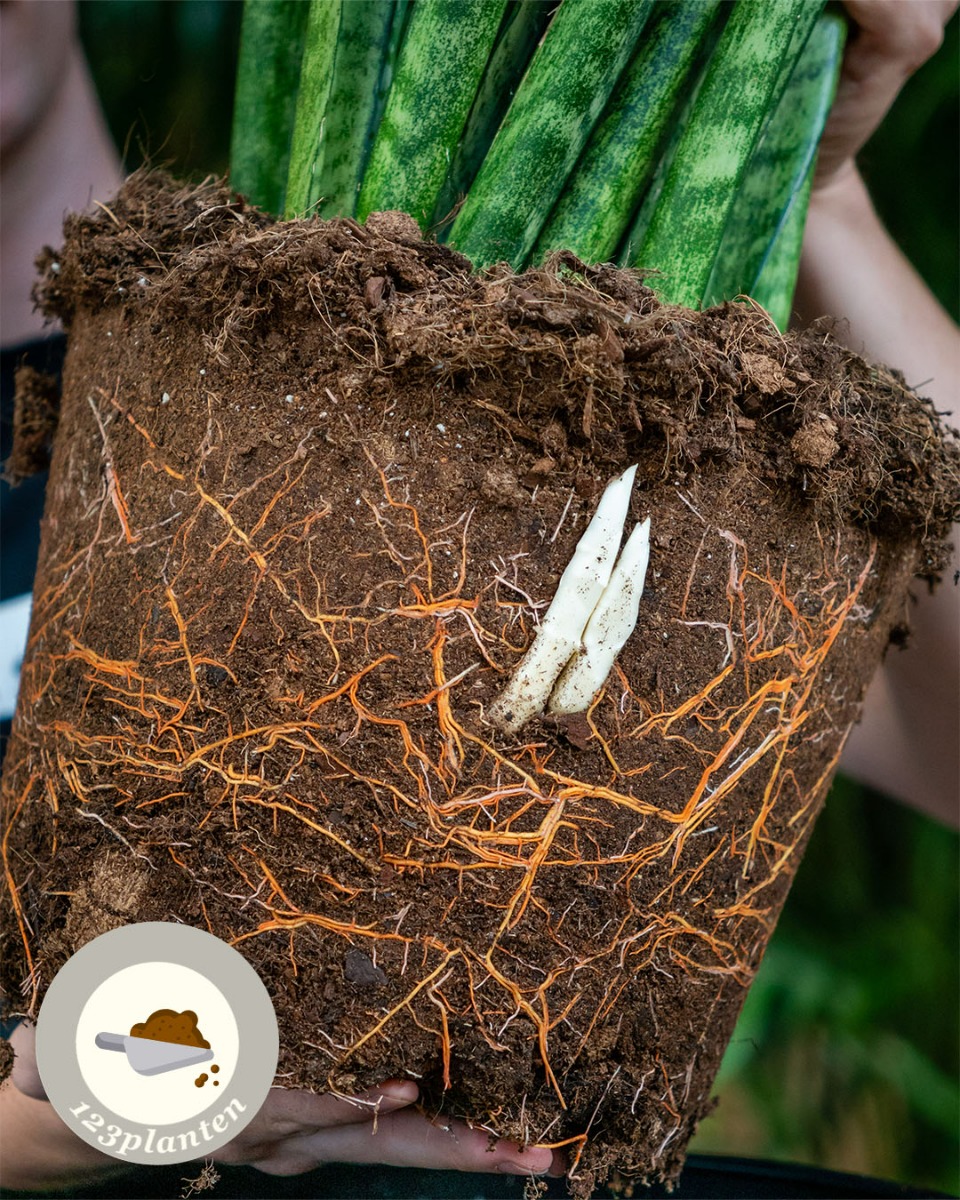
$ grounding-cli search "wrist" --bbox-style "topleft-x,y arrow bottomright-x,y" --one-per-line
807,160 -> 873,220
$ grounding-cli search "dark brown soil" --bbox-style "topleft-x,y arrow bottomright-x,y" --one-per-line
2,174 -> 957,1195
5,364 -> 58,482
0,1038 -> 13,1084
130,1008 -> 210,1048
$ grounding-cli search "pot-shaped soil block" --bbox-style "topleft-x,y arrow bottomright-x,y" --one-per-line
2,176 -> 957,1195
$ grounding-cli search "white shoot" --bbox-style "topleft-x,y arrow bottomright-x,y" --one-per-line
548,517 -> 651,715
487,466 -> 637,734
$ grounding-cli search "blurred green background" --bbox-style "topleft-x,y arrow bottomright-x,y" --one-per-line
78,3 -> 959,1193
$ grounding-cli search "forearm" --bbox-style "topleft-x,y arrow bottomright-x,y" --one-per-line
840,540 -> 959,825
795,166 -> 960,826
795,164 -> 959,415
0,1081 -> 124,1192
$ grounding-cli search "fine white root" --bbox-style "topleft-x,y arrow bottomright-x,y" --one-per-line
548,517 -> 651,715
487,466 -> 638,734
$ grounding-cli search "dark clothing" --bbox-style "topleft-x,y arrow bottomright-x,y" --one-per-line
0,335 -> 63,599
0,335 -> 65,762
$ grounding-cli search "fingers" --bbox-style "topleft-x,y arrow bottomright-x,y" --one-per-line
208,1081 -> 564,1178
816,0 -> 956,184
213,1080 -> 419,1166
844,0 -> 954,74
254,1107 -> 557,1178
260,1079 -> 419,1132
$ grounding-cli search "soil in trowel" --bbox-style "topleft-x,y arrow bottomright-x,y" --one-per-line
130,1008 -> 210,1048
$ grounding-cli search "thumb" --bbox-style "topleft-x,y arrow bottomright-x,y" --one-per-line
8,1021 -> 47,1101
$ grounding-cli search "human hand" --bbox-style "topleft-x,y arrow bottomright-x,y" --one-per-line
814,1 -> 957,188
4,1021 -> 559,1182
212,1082 -> 561,1178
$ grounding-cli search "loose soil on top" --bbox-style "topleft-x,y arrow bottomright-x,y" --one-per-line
2,174 -> 957,1195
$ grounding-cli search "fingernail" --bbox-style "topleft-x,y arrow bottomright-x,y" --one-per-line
377,1080 -> 419,1104
496,1156 -> 551,1176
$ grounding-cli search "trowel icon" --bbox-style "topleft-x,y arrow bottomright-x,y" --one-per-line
95,1031 -> 213,1076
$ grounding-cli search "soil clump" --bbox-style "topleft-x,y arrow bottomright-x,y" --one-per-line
130,1008 -> 210,1048
2,173 -> 957,1195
